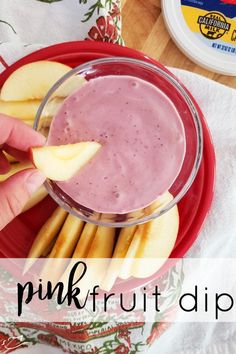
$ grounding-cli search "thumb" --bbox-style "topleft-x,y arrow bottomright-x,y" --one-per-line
0,169 -> 46,230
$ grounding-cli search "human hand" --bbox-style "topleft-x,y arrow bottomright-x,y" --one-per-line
0,114 -> 46,230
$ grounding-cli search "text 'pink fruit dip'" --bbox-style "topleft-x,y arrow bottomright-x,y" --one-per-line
48,75 -> 186,214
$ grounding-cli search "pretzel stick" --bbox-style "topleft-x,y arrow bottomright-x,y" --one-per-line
48,214 -> 84,258
78,226 -> 116,299
72,223 -> 98,258
39,214 -> 84,283
23,207 -> 68,274
41,237 -> 57,257
59,223 -> 98,284
87,226 -> 115,259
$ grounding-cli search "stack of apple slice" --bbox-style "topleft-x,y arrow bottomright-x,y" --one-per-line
0,60 -> 86,128
101,192 -> 178,290
24,192 -> 179,289
0,60 -> 86,212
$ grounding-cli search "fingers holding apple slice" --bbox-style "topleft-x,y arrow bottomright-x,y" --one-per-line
30,141 -> 102,181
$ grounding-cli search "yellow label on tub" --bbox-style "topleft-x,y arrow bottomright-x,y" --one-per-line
181,2 -> 236,56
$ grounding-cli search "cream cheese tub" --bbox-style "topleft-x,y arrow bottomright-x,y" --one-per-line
162,0 -> 236,75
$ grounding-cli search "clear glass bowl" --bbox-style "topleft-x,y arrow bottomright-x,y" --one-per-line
34,57 -> 203,227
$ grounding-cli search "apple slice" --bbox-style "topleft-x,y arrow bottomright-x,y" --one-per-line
31,142 -> 101,181
78,226 -> 116,299
118,226 -> 144,280
119,192 -> 179,279
132,199 -> 179,279
0,97 -> 63,121
55,75 -> 86,98
100,225 -> 137,291
0,61 -> 86,101
144,192 -> 174,214
0,99 -> 41,120
39,214 -> 85,283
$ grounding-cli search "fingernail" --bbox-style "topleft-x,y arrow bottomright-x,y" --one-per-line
26,170 -> 46,194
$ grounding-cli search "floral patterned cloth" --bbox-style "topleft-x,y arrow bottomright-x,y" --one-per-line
0,0 -> 123,73
0,263 -> 181,353
0,0 -> 123,44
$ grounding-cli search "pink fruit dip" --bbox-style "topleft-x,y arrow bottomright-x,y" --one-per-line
47,75 -> 186,214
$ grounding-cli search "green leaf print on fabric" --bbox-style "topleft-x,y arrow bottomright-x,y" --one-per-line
83,1 -> 123,45
82,0 -> 113,23
0,20 -> 16,34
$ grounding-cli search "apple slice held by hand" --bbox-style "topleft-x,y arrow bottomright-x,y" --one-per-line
31,142 -> 101,181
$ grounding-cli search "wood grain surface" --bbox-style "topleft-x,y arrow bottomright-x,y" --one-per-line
122,0 -> 236,89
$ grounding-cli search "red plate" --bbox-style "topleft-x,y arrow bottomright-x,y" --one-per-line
0,42 -> 215,269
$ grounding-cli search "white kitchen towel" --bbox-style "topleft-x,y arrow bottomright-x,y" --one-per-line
151,69 -> 236,354
172,68 -> 236,260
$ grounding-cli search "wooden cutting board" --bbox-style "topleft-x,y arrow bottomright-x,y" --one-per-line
122,0 -> 236,89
